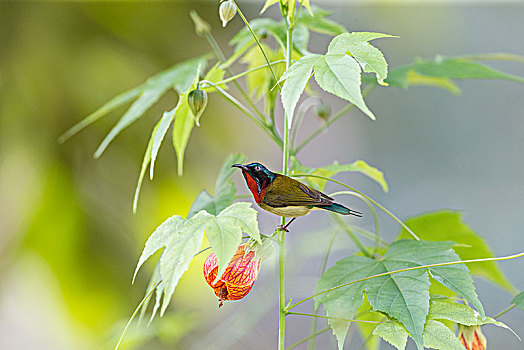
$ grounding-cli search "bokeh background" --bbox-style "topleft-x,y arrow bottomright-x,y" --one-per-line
1,1 -> 524,349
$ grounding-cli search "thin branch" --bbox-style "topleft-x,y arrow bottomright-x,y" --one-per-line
287,312 -> 381,324
285,251 -> 524,311
493,304 -> 516,319
286,327 -> 331,350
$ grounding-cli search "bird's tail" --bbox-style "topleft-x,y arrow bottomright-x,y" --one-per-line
320,203 -> 362,217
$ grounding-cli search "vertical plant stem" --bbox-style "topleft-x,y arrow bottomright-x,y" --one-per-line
278,3 -> 297,349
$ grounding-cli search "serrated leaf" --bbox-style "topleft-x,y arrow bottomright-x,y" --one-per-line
297,6 -> 346,36
313,53 -> 375,120
423,319 -> 464,350
397,211 -> 515,292
160,217 -> 205,315
328,32 -> 396,85
355,297 -> 384,350
188,202 -> 261,285
292,158 -> 388,192
93,57 -> 206,158
59,85 -> 143,144
172,92 -> 194,176
513,291 -> 524,311
386,55 -> 524,90
150,103 -> 179,179
133,215 -> 186,283
133,121 -> 159,214
187,153 -> 247,218
317,240 -> 482,350
280,54 -> 321,129
373,320 -> 408,350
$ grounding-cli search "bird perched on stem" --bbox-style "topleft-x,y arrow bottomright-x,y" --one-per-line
232,162 -> 361,231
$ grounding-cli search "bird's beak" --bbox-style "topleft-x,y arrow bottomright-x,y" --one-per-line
231,164 -> 246,170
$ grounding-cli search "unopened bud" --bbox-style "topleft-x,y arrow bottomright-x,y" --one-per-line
316,102 -> 331,120
188,88 -> 208,126
219,0 -> 237,28
190,10 -> 211,37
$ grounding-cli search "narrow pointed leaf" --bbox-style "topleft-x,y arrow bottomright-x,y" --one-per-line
93,57 -> 206,158
150,104 -> 179,179
280,54 -> 321,129
314,53 -> 375,119
133,121 -> 159,214
172,92 -> 194,176
59,85 -> 143,143
297,7 -> 346,36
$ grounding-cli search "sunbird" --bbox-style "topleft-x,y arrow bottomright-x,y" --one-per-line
232,162 -> 361,230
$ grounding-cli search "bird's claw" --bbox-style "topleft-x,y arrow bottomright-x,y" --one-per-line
278,224 -> 289,233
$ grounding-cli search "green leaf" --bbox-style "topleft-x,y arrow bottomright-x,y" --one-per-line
297,7 -> 346,36
133,215 -> 186,283
328,32 -> 396,85
172,92 -> 194,176
187,153 -> 247,218
373,321 -> 408,350
202,63 -> 226,92
58,85 -> 143,144
150,103 -> 179,180
260,0 -> 312,15
317,240 -> 482,349
386,55 -> 524,90
160,217 -> 205,315
313,53 -> 375,120
188,202 -> 261,285
280,54 -> 321,129
291,158 -> 388,192
355,297 -> 384,350
512,291 -> 524,312
93,57 -> 206,158
423,319 -> 464,350
241,44 -> 277,100
397,211 -> 515,292
133,121 -> 159,214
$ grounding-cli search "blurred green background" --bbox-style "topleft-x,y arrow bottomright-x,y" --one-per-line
1,1 -> 523,349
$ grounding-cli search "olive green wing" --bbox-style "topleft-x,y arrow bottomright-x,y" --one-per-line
263,175 -> 333,208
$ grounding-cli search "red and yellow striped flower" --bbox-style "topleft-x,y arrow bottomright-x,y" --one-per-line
204,244 -> 260,307
459,325 -> 487,350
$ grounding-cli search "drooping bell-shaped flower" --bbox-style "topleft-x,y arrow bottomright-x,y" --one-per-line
203,244 -> 260,307
458,324 -> 487,350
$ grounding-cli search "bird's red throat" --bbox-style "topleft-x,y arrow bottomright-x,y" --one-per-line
243,171 -> 266,203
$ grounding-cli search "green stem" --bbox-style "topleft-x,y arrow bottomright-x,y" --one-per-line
295,84 -> 376,153
493,304 -> 516,319
234,1 -> 282,91
287,327 -> 331,350
287,312 -> 380,324
333,215 -> 372,257
203,31 -> 281,142
207,82 -> 283,148
201,60 -> 286,88
115,281 -> 161,350
330,190 -> 381,255
292,174 -> 420,241
285,250 -> 524,312
308,231 -> 338,350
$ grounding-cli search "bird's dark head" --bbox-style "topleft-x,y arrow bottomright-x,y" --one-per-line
232,163 -> 276,201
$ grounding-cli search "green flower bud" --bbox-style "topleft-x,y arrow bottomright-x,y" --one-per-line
316,102 -> 331,120
188,88 -> 208,126
189,10 -> 211,37
219,0 -> 237,28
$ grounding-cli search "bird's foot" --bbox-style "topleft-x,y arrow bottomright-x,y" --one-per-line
278,224 -> 290,233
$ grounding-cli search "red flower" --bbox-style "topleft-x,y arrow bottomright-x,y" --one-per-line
203,244 -> 260,307
459,325 -> 487,350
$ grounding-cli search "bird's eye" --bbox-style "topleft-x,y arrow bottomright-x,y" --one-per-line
254,165 -> 261,171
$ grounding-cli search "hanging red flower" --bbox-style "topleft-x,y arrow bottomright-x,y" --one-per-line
458,324 -> 487,350
203,244 -> 260,307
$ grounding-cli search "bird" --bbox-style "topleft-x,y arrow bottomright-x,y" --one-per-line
232,162 -> 361,231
